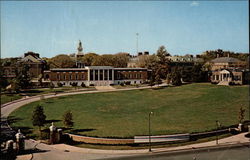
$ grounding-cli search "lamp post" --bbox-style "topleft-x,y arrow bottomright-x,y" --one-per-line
216,120 -> 221,145
149,111 -> 153,152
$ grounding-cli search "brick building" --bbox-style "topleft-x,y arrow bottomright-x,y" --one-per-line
44,66 -> 149,87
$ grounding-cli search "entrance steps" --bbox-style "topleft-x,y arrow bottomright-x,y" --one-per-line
218,81 -> 230,86
95,86 -> 116,90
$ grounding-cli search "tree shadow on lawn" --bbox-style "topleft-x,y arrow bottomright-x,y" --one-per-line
45,119 -> 61,124
7,116 -> 23,124
44,101 -> 54,104
20,90 -> 43,94
71,128 -> 96,132
18,148 -> 50,156
11,126 -> 33,135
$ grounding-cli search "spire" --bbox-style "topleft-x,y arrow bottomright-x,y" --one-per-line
78,40 -> 83,53
76,40 -> 84,58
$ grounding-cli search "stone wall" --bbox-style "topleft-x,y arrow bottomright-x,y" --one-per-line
66,133 -> 134,144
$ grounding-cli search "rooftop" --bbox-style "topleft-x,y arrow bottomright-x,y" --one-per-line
211,57 -> 241,63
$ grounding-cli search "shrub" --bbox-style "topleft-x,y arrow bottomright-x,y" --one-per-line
71,82 -> 78,87
81,82 -> 86,87
57,82 -> 63,87
63,110 -> 74,128
125,81 -> 131,85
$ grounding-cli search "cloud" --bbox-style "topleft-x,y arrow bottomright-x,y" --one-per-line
190,1 -> 199,7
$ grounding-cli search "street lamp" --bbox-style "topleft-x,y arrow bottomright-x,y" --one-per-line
216,120 -> 221,145
149,111 -> 153,152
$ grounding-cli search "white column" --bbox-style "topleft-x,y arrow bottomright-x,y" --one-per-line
93,70 -> 95,81
98,69 -> 100,81
112,69 -> 114,81
98,69 -> 100,85
108,70 -> 110,81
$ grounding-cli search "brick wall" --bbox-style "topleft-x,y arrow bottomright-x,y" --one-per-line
45,70 -> 88,81
114,70 -> 148,80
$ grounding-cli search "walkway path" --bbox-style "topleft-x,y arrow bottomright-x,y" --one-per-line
1,84 -> 249,160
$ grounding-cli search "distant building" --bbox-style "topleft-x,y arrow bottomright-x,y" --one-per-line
210,56 -> 246,71
2,52 -> 46,79
127,51 -> 150,68
43,66 -> 149,86
21,52 -> 46,78
166,55 -> 203,63
210,55 -> 249,85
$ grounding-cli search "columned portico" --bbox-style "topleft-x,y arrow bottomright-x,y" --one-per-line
220,70 -> 231,82
85,66 -> 115,86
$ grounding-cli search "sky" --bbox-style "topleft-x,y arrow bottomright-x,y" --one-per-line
0,1 -> 249,58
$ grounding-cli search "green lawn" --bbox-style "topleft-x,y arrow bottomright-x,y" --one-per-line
9,83 -> 249,138
1,94 -> 23,104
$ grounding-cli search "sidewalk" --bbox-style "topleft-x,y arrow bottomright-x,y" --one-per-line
16,132 -> 249,160
51,132 -> 250,154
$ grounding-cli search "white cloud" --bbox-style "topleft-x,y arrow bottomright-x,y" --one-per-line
190,1 -> 199,7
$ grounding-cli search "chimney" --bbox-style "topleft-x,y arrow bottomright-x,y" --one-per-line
228,53 -> 230,57
217,54 -> 219,58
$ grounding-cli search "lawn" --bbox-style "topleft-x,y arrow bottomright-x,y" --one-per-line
9,83 -> 249,138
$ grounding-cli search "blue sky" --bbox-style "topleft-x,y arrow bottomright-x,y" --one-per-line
1,1 -> 248,58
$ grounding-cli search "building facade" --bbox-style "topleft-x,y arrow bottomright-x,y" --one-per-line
210,56 -> 249,85
2,52 -> 46,79
44,66 -> 149,87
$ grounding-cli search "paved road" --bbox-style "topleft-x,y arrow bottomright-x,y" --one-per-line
104,145 -> 250,160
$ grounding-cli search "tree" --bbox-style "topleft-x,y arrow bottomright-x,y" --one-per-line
49,54 -> 75,68
191,64 -> 206,82
113,53 -> 129,67
156,45 -> 170,65
0,63 -> 9,90
170,69 -> 182,86
81,53 -> 99,66
155,74 -> 162,86
154,46 -> 171,79
9,79 -> 21,93
92,54 -> 114,66
62,110 -> 74,128
238,106 -> 246,123
32,105 -> 46,138
15,63 -> 31,89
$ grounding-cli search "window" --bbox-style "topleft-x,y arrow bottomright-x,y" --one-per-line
69,74 -> 72,80
82,74 -> 84,79
90,70 -> 93,81
109,69 -> 112,80
76,74 -> 78,80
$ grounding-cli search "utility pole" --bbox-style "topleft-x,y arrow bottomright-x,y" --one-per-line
136,33 -> 139,55
149,111 -> 153,152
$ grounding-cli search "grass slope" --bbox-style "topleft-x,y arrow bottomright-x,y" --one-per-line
9,83 -> 249,138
